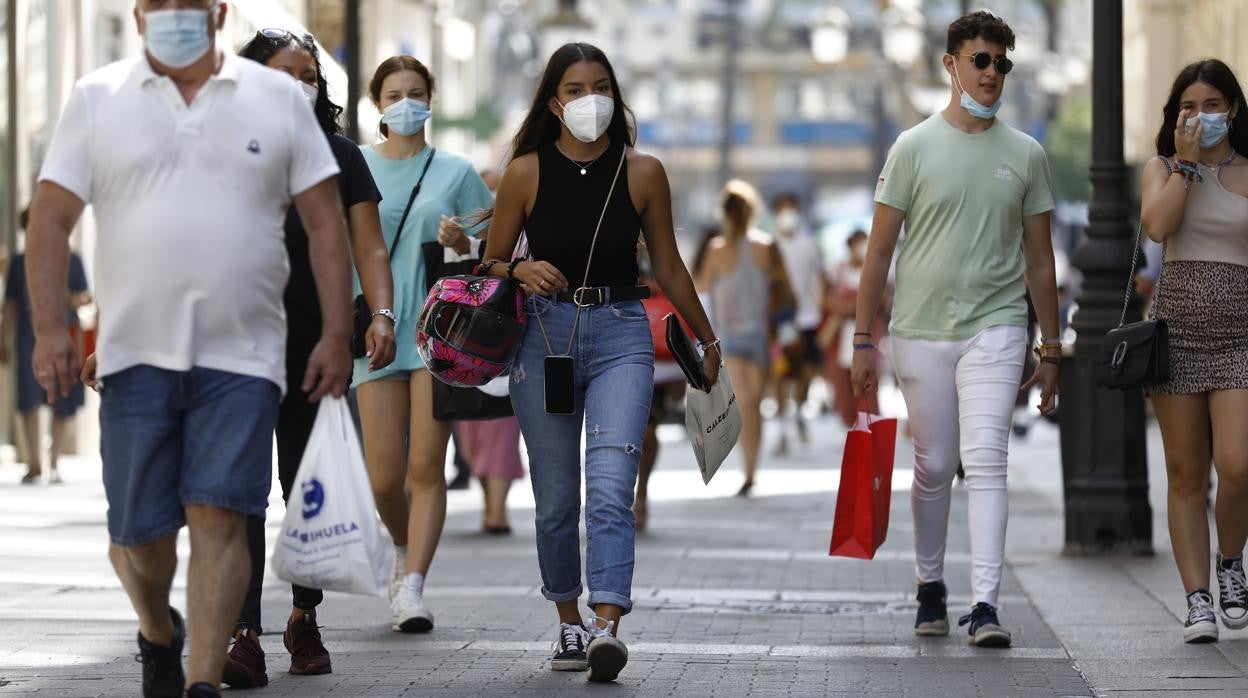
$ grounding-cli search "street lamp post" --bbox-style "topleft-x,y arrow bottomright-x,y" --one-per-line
1060,0 -> 1152,556
716,0 -> 741,188
345,0 -> 361,143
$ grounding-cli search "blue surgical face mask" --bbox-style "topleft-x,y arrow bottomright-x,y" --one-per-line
381,98 -> 431,136
143,7 -> 214,70
953,62 -> 1002,120
1186,111 -> 1231,149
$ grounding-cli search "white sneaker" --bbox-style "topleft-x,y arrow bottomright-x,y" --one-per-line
391,572 -> 434,633
389,546 -> 408,602
584,615 -> 627,683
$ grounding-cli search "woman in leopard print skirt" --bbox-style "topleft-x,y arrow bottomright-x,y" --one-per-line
1140,59 -> 1248,645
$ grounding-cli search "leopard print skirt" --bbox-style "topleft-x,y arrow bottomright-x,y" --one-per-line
1146,261 -> 1248,396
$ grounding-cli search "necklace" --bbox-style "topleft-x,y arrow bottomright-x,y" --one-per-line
1199,151 -> 1236,169
555,140 -> 609,175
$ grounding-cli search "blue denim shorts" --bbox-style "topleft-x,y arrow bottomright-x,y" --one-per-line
100,366 -> 279,547
722,332 -> 770,368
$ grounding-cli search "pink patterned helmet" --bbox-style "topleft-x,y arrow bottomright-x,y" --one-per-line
416,275 -> 527,387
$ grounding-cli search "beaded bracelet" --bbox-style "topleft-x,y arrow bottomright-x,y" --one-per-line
853,342 -> 875,351
506,259 -> 525,279
1174,159 -> 1203,189
479,259 -> 502,276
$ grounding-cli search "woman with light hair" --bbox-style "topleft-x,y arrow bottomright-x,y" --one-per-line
696,180 -> 795,496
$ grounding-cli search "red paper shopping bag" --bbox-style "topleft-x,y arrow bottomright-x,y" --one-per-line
829,412 -> 898,559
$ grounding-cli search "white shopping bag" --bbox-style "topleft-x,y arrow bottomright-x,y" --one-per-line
272,397 -> 390,597
684,368 -> 742,484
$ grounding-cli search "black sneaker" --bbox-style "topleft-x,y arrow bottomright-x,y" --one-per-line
186,682 -> 221,697
1184,589 -> 1219,643
957,602 -> 1012,648
585,615 -> 628,683
914,581 -> 949,636
135,608 -> 185,698
550,622 -> 588,672
1216,554 -> 1248,629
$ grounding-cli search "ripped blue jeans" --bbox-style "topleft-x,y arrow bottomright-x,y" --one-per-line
509,294 -> 654,613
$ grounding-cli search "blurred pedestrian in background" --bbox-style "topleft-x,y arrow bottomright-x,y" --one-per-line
769,193 -> 824,455
820,229 -> 879,427
454,418 -> 524,533
697,179 -> 794,496
2,207 -> 91,485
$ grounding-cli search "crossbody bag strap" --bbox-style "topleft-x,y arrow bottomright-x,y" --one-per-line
388,147 -> 437,258
536,144 -> 629,357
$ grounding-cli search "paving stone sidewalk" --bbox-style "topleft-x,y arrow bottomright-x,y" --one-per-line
0,410 -> 1244,696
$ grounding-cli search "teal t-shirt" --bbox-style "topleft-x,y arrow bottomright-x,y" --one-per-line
355,145 -> 493,383
875,114 -> 1055,341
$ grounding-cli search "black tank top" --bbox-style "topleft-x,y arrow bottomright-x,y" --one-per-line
525,138 -> 642,287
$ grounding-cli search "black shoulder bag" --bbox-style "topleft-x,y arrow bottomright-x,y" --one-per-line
1098,222 -> 1170,390
351,147 -> 436,358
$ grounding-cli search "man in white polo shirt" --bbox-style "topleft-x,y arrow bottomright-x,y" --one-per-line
25,2 -> 351,696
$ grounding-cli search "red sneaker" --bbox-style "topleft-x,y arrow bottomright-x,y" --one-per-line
222,628 -> 268,688
284,611 -> 332,675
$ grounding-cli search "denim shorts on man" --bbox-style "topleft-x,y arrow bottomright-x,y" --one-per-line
100,365 -> 280,547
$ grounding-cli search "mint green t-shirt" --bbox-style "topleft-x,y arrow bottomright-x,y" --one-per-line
874,114 -> 1055,341
354,145 -> 493,384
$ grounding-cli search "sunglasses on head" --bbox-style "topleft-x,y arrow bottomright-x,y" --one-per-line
258,27 -> 315,44
955,52 -> 1014,75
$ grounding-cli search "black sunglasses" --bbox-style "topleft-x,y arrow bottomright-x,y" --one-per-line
955,52 -> 1014,75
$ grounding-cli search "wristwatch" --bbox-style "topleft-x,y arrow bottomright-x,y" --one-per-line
373,308 -> 396,323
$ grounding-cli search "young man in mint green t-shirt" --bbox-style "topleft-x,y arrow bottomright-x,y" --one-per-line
850,11 -> 1062,649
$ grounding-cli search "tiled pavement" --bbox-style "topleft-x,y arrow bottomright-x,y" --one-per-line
0,407 -> 1246,696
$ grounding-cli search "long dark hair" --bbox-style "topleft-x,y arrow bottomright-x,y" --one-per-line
1155,59 -> 1248,158
239,30 -> 343,137
508,42 -> 635,162
369,56 -> 436,138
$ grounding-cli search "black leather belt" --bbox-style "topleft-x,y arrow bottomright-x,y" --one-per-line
553,285 -> 651,307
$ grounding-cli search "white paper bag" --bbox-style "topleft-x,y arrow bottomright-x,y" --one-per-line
272,397 -> 390,597
684,368 -> 742,484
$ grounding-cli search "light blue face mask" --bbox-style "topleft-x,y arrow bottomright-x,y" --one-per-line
953,63 -> 1002,120
1186,111 -> 1231,149
381,98 -> 431,136
143,7 -> 213,69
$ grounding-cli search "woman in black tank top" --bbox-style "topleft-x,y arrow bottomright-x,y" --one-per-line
479,43 -> 720,682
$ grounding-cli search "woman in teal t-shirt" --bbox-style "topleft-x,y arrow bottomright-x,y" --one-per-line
356,56 -> 492,635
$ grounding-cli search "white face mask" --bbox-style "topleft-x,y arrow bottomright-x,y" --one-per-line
558,94 -> 614,143
300,82 -> 319,108
775,208 -> 801,234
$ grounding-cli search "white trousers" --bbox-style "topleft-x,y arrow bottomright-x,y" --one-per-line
890,325 -> 1027,607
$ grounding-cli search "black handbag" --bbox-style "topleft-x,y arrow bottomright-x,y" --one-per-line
665,312 -> 710,392
432,379 -> 513,421
1098,222 -> 1170,390
351,148 -> 436,358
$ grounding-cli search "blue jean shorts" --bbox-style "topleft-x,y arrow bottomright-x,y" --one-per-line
100,365 -> 279,547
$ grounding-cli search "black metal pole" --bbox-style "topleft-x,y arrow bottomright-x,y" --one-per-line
5,0 -> 19,253
1060,0 -> 1152,556
716,0 -> 740,187
345,0 -> 361,143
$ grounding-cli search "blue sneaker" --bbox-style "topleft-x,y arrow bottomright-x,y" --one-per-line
957,602 -> 1012,648
914,581 -> 949,636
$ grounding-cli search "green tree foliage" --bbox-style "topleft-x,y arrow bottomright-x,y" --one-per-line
1045,98 -> 1092,203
